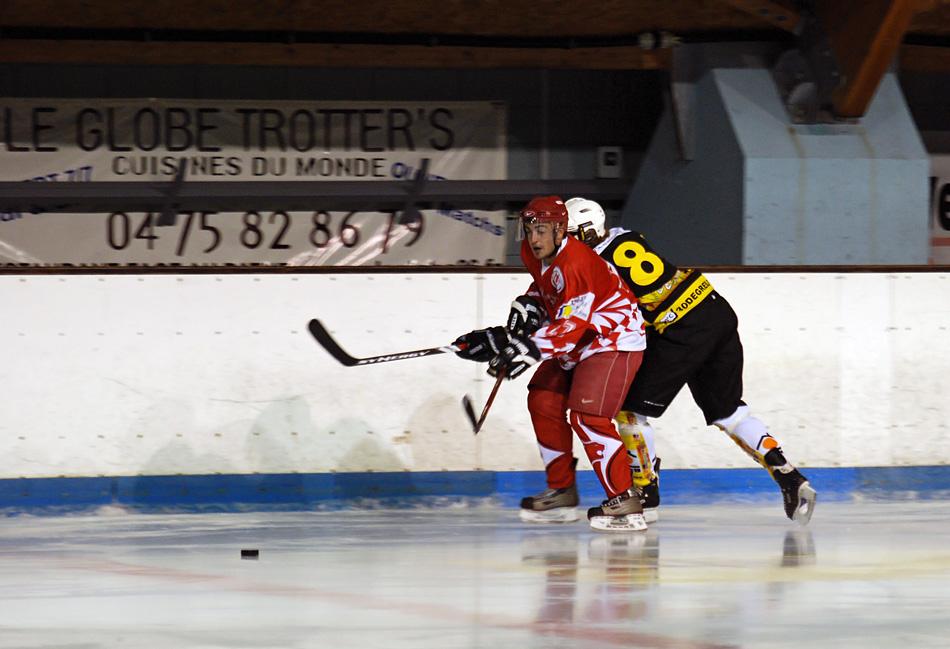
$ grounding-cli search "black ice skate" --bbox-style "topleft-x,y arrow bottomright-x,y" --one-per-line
640,458 -> 661,523
765,449 -> 817,525
587,489 -> 648,532
519,484 -> 579,523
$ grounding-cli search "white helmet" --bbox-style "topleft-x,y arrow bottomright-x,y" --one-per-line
565,197 -> 606,242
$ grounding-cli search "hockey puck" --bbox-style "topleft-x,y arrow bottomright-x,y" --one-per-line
240,549 -> 259,560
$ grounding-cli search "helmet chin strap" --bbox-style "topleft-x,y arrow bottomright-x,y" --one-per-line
544,227 -> 566,259
570,223 -> 605,246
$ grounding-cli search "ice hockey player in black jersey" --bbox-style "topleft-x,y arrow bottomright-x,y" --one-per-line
565,197 -> 816,525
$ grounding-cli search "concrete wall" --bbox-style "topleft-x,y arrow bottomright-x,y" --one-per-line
622,72 -> 744,265
622,44 -> 930,265
734,73 -> 929,264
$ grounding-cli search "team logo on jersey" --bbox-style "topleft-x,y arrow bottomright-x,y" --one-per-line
556,293 -> 594,321
660,311 -> 677,324
548,320 -> 577,336
551,266 -> 564,293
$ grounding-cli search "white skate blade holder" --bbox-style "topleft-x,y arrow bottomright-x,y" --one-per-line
793,482 -> 817,525
589,513 -> 648,532
519,507 -> 579,524
643,508 -> 659,524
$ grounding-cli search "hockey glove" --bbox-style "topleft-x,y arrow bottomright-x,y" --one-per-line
506,295 -> 545,338
453,326 -> 508,363
487,333 -> 541,380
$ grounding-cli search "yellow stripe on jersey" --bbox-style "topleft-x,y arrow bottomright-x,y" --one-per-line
638,268 -> 693,307
651,274 -> 714,333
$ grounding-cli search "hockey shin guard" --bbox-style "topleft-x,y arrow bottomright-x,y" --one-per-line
616,410 -> 656,487
570,411 -> 632,498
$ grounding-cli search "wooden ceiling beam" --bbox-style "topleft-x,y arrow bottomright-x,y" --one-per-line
817,0 -> 920,117
714,0 -> 801,33
0,0 -> 789,36
0,39 -> 671,69
4,36 -> 950,74
900,43 -> 950,72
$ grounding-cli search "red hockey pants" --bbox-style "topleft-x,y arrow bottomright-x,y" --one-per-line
526,350 -> 643,499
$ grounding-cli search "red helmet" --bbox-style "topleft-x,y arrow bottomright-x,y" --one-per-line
521,195 -> 568,228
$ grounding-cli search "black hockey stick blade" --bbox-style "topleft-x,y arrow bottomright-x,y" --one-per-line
308,319 -> 453,367
462,371 -> 505,434
461,395 -> 480,432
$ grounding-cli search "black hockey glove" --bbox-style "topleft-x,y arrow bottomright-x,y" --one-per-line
506,295 -> 545,338
453,326 -> 508,363
487,332 -> 541,380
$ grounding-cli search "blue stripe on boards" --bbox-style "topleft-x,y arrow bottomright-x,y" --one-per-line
1,466 -> 949,514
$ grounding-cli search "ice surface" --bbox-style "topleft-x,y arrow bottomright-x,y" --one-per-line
1,501 -> 949,648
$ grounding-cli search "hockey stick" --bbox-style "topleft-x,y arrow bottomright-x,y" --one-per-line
461,371 -> 505,435
308,319 -> 459,367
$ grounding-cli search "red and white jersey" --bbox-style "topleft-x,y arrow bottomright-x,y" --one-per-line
521,236 -> 646,368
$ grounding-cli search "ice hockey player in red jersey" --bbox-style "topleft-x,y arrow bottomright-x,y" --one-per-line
564,197 -> 816,525
455,196 -> 649,532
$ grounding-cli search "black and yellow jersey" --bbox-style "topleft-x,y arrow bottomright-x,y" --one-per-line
593,227 -> 714,333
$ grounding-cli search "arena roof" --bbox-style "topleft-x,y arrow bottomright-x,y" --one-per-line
0,0 -> 948,71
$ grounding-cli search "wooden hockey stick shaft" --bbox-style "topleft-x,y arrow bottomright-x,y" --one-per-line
462,370 -> 505,435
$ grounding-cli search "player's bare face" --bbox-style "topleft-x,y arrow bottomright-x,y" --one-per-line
524,223 -> 561,261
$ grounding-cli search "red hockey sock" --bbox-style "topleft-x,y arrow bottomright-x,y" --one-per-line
527,388 -> 575,489
569,411 -> 632,498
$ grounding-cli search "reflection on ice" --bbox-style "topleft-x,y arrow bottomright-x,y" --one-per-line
0,501 -> 947,649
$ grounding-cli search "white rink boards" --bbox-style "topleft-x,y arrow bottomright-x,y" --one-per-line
1,271 -> 949,479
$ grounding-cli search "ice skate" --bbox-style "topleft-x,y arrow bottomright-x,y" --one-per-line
774,468 -> 816,524
519,484 -> 579,523
765,450 -> 816,525
587,490 -> 648,532
639,458 -> 661,523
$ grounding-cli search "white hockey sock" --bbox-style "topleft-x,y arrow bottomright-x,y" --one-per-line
634,413 -> 657,465
714,405 -> 784,469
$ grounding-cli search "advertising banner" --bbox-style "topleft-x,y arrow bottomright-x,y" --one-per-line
0,99 -> 508,265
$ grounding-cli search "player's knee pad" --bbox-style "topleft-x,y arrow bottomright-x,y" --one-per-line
571,410 -> 613,433
570,412 -> 624,452
632,412 -> 655,455
616,411 -> 655,450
